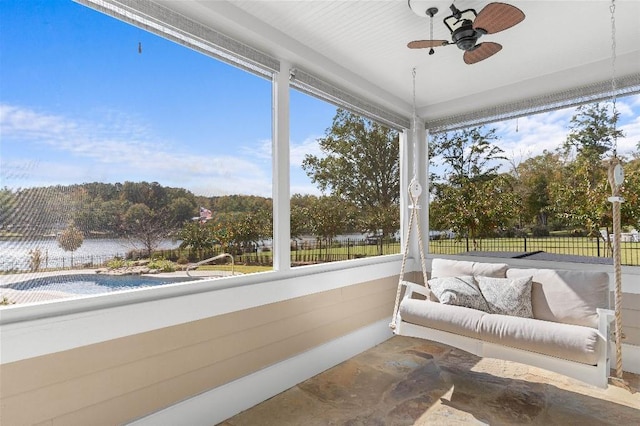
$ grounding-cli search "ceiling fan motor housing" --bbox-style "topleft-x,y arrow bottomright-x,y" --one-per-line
451,22 -> 479,51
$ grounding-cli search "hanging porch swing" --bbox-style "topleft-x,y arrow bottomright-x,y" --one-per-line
390,0 -> 630,390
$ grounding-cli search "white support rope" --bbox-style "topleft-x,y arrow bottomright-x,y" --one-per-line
607,157 -> 629,390
390,68 -> 429,330
390,182 -> 429,330
606,0 -> 630,391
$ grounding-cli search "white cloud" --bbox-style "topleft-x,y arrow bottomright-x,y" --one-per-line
3,95 -> 638,197
492,96 -> 640,166
290,135 -> 323,166
0,103 -> 273,196
0,104 -> 78,144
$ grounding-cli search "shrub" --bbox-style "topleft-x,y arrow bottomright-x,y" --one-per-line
176,255 -> 189,265
106,257 -> 130,269
532,226 -> 550,237
29,248 -> 43,271
1,296 -> 15,306
147,258 -> 176,272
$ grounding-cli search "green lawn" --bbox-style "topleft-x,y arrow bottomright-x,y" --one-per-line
222,237 -> 637,266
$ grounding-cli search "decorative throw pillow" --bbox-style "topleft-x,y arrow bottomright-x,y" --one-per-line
428,276 -> 489,312
476,276 -> 534,318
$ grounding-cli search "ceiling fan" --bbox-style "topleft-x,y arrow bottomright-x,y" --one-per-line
407,2 -> 525,64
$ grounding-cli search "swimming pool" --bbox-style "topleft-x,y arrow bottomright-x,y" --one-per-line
2,274 -> 199,295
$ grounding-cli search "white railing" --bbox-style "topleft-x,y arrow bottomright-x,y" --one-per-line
186,253 -> 234,277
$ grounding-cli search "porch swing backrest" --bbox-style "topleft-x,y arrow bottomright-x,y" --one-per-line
431,258 -> 609,328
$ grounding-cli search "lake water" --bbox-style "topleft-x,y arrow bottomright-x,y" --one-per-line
0,238 -> 181,271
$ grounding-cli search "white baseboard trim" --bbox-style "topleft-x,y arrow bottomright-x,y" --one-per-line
128,318 -> 394,426
622,343 -> 640,375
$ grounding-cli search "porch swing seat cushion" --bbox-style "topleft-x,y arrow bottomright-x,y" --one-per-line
400,299 -> 600,365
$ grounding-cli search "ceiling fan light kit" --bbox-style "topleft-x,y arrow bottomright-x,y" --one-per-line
407,1 -> 525,64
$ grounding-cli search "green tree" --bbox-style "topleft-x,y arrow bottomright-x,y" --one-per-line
0,188 -> 16,233
210,213 -> 237,253
553,102 -> 625,240
179,221 -> 216,259
307,196 -> 352,258
430,126 -> 515,246
169,197 -> 198,225
513,151 -> 563,229
123,203 -> 167,256
618,158 -> 640,231
302,109 -> 400,237
120,181 -> 168,211
57,223 -> 84,267
562,103 -> 622,161
291,194 -> 315,238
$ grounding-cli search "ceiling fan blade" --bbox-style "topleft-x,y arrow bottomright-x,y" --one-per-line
473,2 -> 525,34
463,42 -> 502,64
407,40 -> 449,49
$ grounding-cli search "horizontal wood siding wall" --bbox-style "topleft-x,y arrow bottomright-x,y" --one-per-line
0,276 -> 397,425
621,292 -> 640,346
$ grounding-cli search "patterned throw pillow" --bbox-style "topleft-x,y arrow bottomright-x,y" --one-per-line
428,276 -> 489,312
476,276 -> 534,318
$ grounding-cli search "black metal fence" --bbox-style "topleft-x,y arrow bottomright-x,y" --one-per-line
3,235 -> 638,272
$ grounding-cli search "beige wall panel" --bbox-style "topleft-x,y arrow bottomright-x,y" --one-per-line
0,277 -> 397,425
3,291 -> 392,422
622,326 -> 640,346
618,292 -> 640,347
621,308 -> 640,327
46,304 -> 392,425
620,292 -> 640,310
1,284 -> 350,398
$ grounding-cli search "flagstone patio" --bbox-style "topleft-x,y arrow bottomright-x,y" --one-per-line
220,336 -> 639,425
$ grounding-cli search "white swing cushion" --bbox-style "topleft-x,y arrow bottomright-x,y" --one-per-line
431,258 -> 508,279
399,298 -> 601,365
506,268 -> 609,328
479,313 -> 600,365
401,299 -> 486,339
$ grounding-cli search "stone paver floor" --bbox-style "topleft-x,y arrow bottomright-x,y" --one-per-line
221,336 -> 639,425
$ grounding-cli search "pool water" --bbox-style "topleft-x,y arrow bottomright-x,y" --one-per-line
3,274 -> 198,295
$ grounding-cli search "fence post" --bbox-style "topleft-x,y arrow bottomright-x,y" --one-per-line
524,236 -> 527,252
466,238 -> 470,252
597,237 -> 601,257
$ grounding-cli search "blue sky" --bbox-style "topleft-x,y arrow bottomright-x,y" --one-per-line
1,0 -> 639,198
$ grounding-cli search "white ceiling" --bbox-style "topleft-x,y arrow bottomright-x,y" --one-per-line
157,0 -> 640,125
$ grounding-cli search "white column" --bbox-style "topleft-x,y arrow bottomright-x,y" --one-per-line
422,127 -> 430,257
272,63 -> 291,271
399,129 -> 409,253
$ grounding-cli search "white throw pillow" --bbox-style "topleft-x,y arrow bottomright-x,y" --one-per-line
428,276 -> 489,312
476,276 -> 534,318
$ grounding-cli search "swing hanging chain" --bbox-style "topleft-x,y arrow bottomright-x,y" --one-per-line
610,0 -> 618,155
411,67 -> 418,182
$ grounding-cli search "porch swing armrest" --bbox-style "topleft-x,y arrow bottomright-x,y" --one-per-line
401,281 -> 431,301
597,308 -> 615,336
